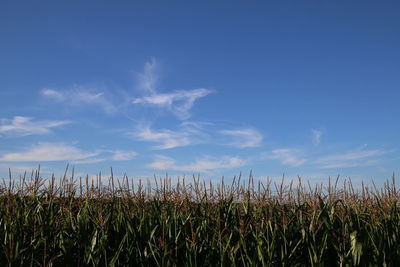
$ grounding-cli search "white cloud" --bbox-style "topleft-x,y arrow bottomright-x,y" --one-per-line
147,155 -> 245,172
137,57 -> 158,93
270,149 -> 307,167
71,158 -> 107,165
42,89 -> 64,101
0,143 -> 99,162
40,60 -> 211,119
133,60 -> 213,120
110,150 -> 137,161
133,88 -> 212,120
0,144 -> 138,164
219,128 -> 263,148
315,149 -> 387,168
311,129 -> 322,146
0,116 -> 71,137
41,87 -> 117,114
132,122 -> 264,150
133,124 -> 191,149
71,150 -> 137,164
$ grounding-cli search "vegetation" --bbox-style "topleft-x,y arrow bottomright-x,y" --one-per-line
0,167 -> 399,266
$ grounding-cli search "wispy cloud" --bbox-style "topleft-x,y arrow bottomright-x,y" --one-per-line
269,149 -> 307,167
0,143 -> 137,164
315,149 -> 388,168
219,128 -> 263,148
133,124 -> 191,149
136,57 -> 158,93
110,150 -> 137,161
132,122 -> 264,150
133,88 -> 212,120
71,150 -> 137,164
41,87 -> 117,114
41,89 -> 64,101
311,129 -> 323,146
70,158 -> 107,165
0,143 -> 99,162
133,60 -> 213,120
0,116 -> 71,137
147,155 -> 245,172
40,60 -> 212,119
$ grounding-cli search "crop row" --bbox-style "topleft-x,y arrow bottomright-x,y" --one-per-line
0,168 -> 399,266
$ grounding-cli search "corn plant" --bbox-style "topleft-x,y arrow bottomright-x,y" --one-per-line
0,168 -> 399,266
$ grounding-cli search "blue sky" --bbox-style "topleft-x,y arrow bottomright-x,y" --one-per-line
1,1 -> 399,186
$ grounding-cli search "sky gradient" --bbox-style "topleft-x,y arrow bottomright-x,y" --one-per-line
1,1 -> 399,186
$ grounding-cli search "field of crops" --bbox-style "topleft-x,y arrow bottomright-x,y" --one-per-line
0,168 -> 399,266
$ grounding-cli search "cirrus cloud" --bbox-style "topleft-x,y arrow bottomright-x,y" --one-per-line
0,116 -> 71,137
0,143 -> 138,164
219,128 -> 263,148
133,88 -> 213,120
41,87 -> 117,114
311,129 -> 323,146
315,149 -> 388,169
133,59 -> 213,120
147,155 -> 246,173
269,149 -> 307,167
132,124 -> 192,149
0,143 -> 99,162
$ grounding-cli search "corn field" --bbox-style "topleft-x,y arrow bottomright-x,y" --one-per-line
0,168 -> 399,266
